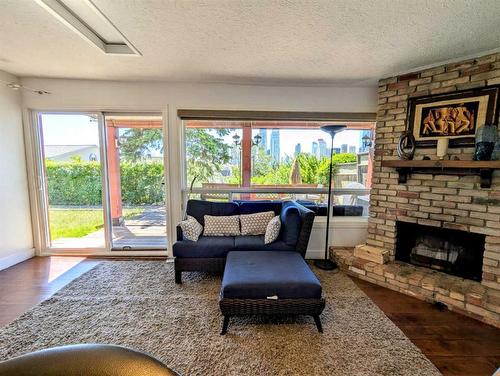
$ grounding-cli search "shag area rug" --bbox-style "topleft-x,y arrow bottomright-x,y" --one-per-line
0,261 -> 440,376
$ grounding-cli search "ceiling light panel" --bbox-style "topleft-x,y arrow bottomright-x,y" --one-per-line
33,0 -> 141,56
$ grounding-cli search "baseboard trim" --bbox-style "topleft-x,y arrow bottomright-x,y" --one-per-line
0,248 -> 35,271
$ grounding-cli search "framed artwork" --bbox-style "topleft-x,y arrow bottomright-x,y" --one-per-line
406,85 -> 500,147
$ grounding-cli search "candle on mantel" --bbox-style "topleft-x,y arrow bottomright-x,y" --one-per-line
436,138 -> 449,160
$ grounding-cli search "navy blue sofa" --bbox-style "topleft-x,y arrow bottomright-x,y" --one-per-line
174,199 -> 315,283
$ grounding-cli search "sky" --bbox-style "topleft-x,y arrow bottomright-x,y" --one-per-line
41,114 -> 365,159
41,114 -> 100,145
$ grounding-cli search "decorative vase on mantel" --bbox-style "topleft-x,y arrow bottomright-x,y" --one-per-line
473,124 -> 498,161
492,140 -> 500,161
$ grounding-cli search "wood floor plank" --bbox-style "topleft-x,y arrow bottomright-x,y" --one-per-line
428,356 -> 499,376
412,338 -> 500,357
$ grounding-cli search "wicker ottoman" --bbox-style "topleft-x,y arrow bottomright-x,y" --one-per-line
219,251 -> 325,334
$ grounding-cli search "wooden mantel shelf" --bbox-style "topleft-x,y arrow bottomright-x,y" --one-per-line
381,160 -> 500,188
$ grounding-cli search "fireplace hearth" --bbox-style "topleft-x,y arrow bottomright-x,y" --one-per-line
332,53 -> 500,327
396,221 -> 486,281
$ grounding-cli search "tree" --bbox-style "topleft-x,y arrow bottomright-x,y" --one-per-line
331,153 -> 357,164
119,128 -> 163,161
185,128 -> 232,186
118,127 -> 233,186
249,152 -> 357,186
251,148 -> 273,178
251,162 -> 292,184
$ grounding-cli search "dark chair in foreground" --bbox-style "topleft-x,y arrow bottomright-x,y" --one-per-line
0,344 -> 180,376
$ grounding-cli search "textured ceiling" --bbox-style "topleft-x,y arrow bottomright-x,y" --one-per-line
1,0 -> 499,86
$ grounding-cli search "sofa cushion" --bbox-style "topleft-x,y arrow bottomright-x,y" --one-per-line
238,201 -> 282,215
203,215 -> 240,236
240,211 -> 275,235
186,200 -> 239,226
221,251 -> 322,299
234,235 -> 295,252
179,215 -> 203,241
280,204 -> 301,246
264,215 -> 281,244
173,236 -> 235,258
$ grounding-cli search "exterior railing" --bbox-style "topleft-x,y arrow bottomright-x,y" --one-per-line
181,187 -> 371,215
185,187 -> 370,195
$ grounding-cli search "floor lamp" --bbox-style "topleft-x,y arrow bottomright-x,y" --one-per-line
314,124 -> 347,270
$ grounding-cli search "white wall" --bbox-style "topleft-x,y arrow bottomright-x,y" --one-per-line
0,71 -> 33,268
20,78 -> 377,112
20,77 -> 376,255
306,217 -> 368,259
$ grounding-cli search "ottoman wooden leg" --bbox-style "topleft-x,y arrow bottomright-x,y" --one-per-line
175,270 -> 182,284
221,316 -> 230,335
313,315 -> 323,333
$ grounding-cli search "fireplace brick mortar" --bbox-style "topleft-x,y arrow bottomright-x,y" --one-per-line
344,53 -> 500,327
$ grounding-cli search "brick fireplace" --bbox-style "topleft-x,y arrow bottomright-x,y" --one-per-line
333,52 -> 500,327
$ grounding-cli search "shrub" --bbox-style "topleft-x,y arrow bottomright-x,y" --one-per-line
120,161 -> 164,205
46,159 -> 164,206
46,160 -> 102,205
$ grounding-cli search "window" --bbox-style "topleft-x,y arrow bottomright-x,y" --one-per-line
183,118 -> 374,213
40,113 -> 105,249
184,121 -> 242,188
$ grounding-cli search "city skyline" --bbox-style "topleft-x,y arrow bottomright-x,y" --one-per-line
250,129 -> 364,162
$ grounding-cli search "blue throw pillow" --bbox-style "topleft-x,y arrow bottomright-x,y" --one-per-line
280,206 -> 301,246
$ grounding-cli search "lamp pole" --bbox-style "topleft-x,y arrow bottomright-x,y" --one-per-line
314,125 -> 346,270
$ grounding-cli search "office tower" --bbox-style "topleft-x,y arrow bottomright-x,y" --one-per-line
318,139 -> 328,158
349,145 -> 356,154
270,129 -> 280,163
333,147 -> 341,154
294,143 -> 301,156
258,129 -> 268,152
341,144 -> 348,153
311,141 -> 318,157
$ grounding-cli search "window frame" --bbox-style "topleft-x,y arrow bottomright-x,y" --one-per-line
179,110 -> 376,211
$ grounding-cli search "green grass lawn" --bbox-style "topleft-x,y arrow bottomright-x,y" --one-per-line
49,208 -> 143,240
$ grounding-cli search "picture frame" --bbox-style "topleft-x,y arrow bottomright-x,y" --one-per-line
406,85 -> 500,148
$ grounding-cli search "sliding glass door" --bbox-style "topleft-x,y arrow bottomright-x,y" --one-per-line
35,112 -> 168,252
39,113 -> 106,249
104,114 -> 167,250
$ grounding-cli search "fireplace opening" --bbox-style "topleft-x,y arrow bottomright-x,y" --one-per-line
395,221 -> 485,281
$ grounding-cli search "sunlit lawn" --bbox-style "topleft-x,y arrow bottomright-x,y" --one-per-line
49,208 -> 143,240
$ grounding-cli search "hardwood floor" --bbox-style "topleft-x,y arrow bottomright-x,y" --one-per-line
353,278 -> 500,376
0,256 -> 499,375
0,256 -> 100,327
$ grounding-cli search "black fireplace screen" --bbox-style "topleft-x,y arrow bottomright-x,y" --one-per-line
396,221 -> 485,281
